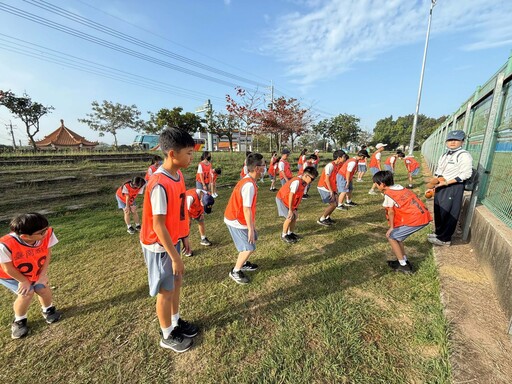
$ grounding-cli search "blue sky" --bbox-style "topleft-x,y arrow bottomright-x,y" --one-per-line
0,0 -> 511,146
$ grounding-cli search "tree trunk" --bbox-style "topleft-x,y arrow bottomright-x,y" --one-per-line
25,124 -> 38,152
113,133 -> 118,149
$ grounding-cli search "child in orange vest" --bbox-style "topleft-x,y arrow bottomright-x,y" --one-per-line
278,148 -> 293,186
196,151 -> 212,190
356,145 -> 369,182
299,154 -> 318,198
224,153 -> 265,285
297,148 -> 308,173
373,171 -> 432,274
383,151 -> 400,173
398,152 -> 421,188
209,167 -> 221,198
139,128 -> 199,353
368,143 -> 387,195
276,166 -> 319,243
336,151 -> 368,210
316,150 -> 347,226
145,155 -> 163,181
268,152 -> 279,191
181,189 -> 215,257
0,213 -> 62,339
116,176 -> 146,234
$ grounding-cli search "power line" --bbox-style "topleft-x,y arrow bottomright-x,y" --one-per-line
23,0 -> 267,88
0,3 -> 264,92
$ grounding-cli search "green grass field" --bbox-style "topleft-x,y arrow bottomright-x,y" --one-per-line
0,152 -> 451,384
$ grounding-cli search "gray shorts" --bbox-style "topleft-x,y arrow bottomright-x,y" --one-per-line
280,178 -> 287,186
196,181 -> 209,190
370,167 -> 380,175
116,195 -> 136,209
336,174 -> 352,193
318,188 -> 336,204
226,225 -> 257,252
276,197 -> 290,218
142,243 -> 181,297
384,164 -> 394,173
358,164 -> 367,172
411,168 -> 420,176
389,224 -> 428,242
0,278 -> 46,294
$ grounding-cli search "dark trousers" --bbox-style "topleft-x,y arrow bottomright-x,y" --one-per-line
433,183 -> 465,242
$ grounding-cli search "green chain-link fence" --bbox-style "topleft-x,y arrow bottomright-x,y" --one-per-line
422,54 -> 512,229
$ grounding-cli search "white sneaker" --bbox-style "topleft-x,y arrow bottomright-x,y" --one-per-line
427,233 -> 437,239
368,190 -> 378,195
212,193 -> 218,198
428,237 -> 451,246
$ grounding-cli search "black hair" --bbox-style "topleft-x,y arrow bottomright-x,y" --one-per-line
341,153 -> 349,162
246,152 -> 264,172
303,166 -> 319,179
245,151 -> 252,157
308,154 -> 318,160
271,151 -> 277,157
332,149 -> 346,160
361,145 -> 367,149
131,176 -> 146,188
201,151 -> 211,161
10,212 -> 49,235
150,155 -> 162,165
159,127 -> 195,157
397,152 -> 406,158
357,150 -> 368,158
300,148 -> 308,156
214,167 -> 222,175
372,170 -> 394,187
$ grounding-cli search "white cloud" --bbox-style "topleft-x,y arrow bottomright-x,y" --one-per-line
263,0 -> 512,86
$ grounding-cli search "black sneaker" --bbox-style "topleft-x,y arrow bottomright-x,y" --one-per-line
229,269 -> 250,284
317,218 -> 332,226
135,224 -> 142,231
175,318 -> 199,338
42,306 -> 62,324
387,260 -> 400,269
11,318 -> 29,339
336,204 -> 348,211
200,237 -> 212,246
289,232 -> 302,240
160,329 -> 193,352
395,262 -> 414,274
281,234 -> 297,244
345,201 -> 358,207
241,261 -> 258,271
127,226 -> 136,235
302,193 -> 310,199
325,217 -> 336,224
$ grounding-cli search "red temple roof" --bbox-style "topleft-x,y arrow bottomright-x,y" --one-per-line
36,119 -> 98,148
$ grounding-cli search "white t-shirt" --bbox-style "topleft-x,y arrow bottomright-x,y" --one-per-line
224,177 -> 256,229
382,185 -> 405,208
347,160 -> 357,172
278,160 -> 285,172
375,152 -> 382,161
318,162 -> 334,193
289,179 -> 300,193
0,232 -> 59,263
122,184 -> 145,195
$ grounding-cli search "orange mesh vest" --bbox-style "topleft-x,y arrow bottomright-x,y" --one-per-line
140,170 -> 189,246
384,188 -> 432,227
145,164 -> 158,181
298,155 -> 305,165
0,228 -> 54,282
268,157 -> 277,176
279,160 -> 293,180
369,152 -> 380,168
196,162 -> 211,184
224,177 -> 258,226
116,181 -> 141,205
186,189 -> 204,219
405,157 -> 420,172
338,158 -> 358,181
318,161 -> 339,190
384,155 -> 396,166
277,177 -> 307,210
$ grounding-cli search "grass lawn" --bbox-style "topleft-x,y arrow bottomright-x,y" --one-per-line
0,151 -> 450,383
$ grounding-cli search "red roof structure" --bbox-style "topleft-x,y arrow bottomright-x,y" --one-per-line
36,119 -> 98,149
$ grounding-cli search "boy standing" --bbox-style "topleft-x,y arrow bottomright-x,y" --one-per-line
224,153 -> 265,285
140,128 -> 199,352
116,176 -> 146,234
0,213 -> 62,339
373,171 -> 432,274
278,149 -> 293,186
316,150 -> 346,226
336,151 -> 368,210
276,166 -> 319,243
368,143 -> 387,195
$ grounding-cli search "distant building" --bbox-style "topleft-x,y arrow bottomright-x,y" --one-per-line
196,130 -> 253,152
35,119 -> 98,150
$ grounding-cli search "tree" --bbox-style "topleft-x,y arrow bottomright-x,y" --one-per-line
226,87 -> 263,149
146,107 -> 203,134
0,90 -> 54,151
210,113 -> 239,151
78,100 -> 145,149
312,114 -> 361,150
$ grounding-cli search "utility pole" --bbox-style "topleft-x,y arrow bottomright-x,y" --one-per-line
5,120 -> 17,149
269,80 -> 274,152
409,0 -> 436,155
195,99 -> 214,151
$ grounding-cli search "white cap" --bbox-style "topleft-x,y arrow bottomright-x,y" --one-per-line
314,149 -> 320,152
376,143 -> 388,149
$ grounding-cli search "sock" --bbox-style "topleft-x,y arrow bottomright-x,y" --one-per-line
287,230 -> 292,235
346,199 -> 352,203
403,255 -> 408,261
42,304 -> 53,312
233,267 -> 240,273
201,235 -> 207,240
161,324 -> 174,339
127,224 -> 132,229
171,313 -> 180,328
320,216 -> 326,221
399,259 -> 407,266
135,223 -> 140,226
14,314 -> 27,322
282,233 -> 287,238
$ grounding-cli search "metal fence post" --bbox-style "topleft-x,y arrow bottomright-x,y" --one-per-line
462,72 -> 505,241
